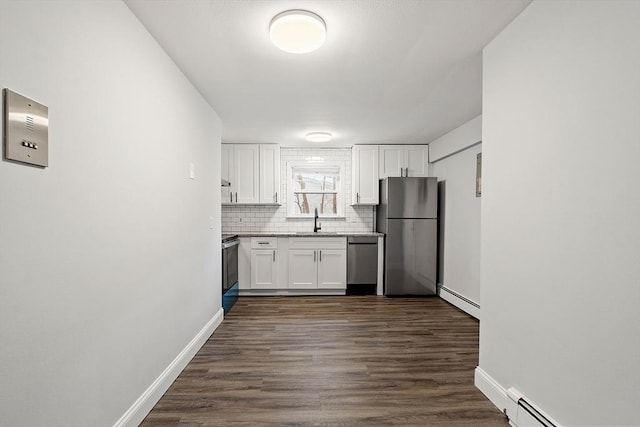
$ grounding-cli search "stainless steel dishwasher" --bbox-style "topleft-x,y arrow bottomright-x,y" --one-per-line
347,236 -> 378,295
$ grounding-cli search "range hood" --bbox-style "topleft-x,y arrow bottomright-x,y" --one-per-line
221,179 -> 231,187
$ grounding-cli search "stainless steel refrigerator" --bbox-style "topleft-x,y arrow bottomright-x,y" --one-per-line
377,177 -> 438,296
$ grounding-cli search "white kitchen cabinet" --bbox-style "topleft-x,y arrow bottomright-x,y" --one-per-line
222,143 -> 280,205
352,145 -> 379,205
259,144 -> 280,204
251,250 -> 278,289
288,249 -> 317,289
234,144 -> 260,204
379,145 -> 404,179
379,145 -> 429,178
288,237 -> 346,290
250,237 -> 279,289
405,145 -> 429,177
317,249 -> 346,288
221,144 -> 233,204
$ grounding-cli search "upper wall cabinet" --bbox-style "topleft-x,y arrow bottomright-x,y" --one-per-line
379,145 -> 429,178
221,144 -> 234,204
222,143 -> 280,205
259,144 -> 280,204
352,145 -> 379,205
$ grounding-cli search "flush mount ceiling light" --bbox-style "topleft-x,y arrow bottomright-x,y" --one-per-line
270,10 -> 326,54
305,132 -> 332,143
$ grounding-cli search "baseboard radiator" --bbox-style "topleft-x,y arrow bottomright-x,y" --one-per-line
507,388 -> 558,427
437,285 -> 480,309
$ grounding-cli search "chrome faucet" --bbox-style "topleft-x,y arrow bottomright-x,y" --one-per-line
314,207 -> 321,232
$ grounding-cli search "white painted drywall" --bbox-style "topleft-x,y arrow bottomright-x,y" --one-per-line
429,115 -> 482,162
432,142 -> 482,316
0,2 -> 222,426
480,1 -> 640,426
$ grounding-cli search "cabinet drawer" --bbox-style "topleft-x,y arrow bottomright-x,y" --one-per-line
289,237 -> 346,250
251,237 -> 278,249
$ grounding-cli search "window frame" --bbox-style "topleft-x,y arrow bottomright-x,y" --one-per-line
287,160 -> 346,218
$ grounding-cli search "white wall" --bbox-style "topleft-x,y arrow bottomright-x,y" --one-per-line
429,115 -> 482,162
0,2 -> 222,426
431,142 -> 482,318
222,147 -> 374,234
480,1 -> 640,426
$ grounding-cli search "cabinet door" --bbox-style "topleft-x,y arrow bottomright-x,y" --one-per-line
288,249 -> 317,289
234,144 -> 260,204
405,145 -> 429,177
259,145 -> 280,204
317,250 -> 346,289
251,249 -> 278,289
221,144 -> 234,204
352,145 -> 379,204
379,145 -> 404,178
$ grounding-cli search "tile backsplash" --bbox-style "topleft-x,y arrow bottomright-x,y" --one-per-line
222,147 -> 375,234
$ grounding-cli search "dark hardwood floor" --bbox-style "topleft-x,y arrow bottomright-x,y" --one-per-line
141,296 -> 508,427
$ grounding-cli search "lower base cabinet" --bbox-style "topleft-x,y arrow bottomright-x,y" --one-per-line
239,236 -> 348,293
251,249 -> 278,289
288,238 -> 346,290
250,237 -> 281,289
316,249 -> 346,288
288,249 -> 317,288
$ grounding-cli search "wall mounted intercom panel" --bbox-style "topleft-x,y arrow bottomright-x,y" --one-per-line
3,88 -> 49,167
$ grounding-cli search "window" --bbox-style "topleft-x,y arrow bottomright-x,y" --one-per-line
287,161 -> 345,217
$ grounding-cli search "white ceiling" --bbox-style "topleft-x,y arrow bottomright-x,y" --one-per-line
124,0 -> 531,146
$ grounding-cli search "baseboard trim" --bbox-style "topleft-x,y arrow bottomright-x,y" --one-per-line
438,284 -> 480,319
475,367 -> 562,427
113,308 -> 224,427
475,367 -> 509,417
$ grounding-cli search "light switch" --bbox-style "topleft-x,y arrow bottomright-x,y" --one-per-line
189,162 -> 195,179
4,88 -> 49,167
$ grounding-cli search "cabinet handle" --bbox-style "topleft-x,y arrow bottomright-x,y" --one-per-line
273,250 -> 276,262
405,167 -> 409,177
275,192 -> 278,203
235,192 -> 238,203
258,242 -> 269,245
314,251 -> 316,262
357,192 -> 360,203
230,192 -> 232,203
319,250 -> 322,262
